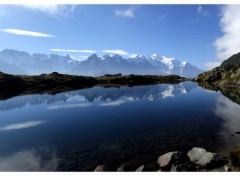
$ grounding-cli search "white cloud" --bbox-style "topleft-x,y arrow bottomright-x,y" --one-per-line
204,62 -> 221,70
115,7 -> 135,18
197,5 -> 210,17
47,103 -> 92,110
50,49 -> 96,53
128,54 -> 139,58
214,5 -> 240,60
215,96 -> 240,135
101,49 -> 129,55
19,4 -> 76,17
0,28 -> 54,37
0,121 -> 46,131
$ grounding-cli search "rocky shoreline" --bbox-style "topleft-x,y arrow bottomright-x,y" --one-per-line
94,145 -> 240,172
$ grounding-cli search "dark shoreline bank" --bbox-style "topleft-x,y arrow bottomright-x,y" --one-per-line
0,72 -> 187,100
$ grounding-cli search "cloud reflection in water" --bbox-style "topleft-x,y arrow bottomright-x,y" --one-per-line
215,96 -> 240,135
0,148 -> 58,171
0,120 -> 46,131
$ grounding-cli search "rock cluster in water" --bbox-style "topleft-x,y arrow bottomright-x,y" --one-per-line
94,147 -> 233,172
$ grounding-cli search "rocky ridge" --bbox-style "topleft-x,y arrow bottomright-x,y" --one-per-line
195,52 -> 240,88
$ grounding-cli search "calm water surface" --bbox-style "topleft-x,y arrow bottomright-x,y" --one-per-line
0,81 -> 240,171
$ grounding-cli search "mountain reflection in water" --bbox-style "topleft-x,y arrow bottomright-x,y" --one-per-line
0,82 -> 196,111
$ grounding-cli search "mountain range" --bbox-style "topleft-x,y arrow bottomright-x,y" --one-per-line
0,49 -> 203,78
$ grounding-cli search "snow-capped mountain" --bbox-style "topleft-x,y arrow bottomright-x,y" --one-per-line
0,49 -> 79,75
70,53 -> 203,78
0,49 -> 203,77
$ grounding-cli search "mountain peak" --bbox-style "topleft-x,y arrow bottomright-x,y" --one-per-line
102,54 -> 111,59
112,54 -> 122,59
1,49 -> 30,57
89,53 -> 98,59
135,54 -> 144,58
150,54 -> 161,59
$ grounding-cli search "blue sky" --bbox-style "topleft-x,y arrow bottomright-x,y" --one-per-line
0,4 -> 239,70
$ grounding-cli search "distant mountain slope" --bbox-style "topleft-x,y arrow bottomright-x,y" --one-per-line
0,59 -> 27,75
196,52 -> 240,87
0,49 -> 203,77
70,54 -> 203,78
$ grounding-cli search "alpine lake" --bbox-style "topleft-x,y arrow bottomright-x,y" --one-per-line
0,81 -> 240,171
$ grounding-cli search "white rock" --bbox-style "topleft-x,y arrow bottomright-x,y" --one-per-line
187,147 -> 206,163
196,152 -> 215,166
158,151 -> 178,168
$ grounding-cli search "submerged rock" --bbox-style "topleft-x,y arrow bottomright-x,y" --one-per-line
157,151 -> 178,168
94,165 -> 106,172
